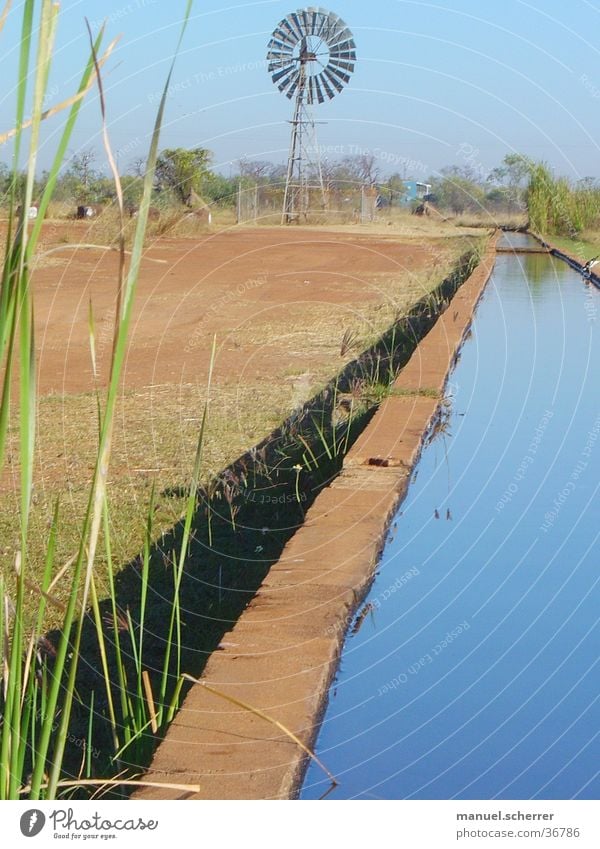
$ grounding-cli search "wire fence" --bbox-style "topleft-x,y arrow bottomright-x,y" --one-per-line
235,181 -> 386,225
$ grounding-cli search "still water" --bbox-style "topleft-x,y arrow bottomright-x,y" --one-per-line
301,243 -> 599,800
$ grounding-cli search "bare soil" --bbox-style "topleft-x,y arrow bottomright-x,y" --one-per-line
2,221 -> 477,613
32,223 -> 450,394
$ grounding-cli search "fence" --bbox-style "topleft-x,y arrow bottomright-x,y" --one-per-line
236,181 -> 382,225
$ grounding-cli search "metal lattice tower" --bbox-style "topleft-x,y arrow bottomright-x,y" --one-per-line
267,8 -> 356,223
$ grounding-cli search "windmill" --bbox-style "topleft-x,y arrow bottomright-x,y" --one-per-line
267,7 -> 356,223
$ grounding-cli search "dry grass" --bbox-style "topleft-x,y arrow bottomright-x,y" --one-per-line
0,381 -> 288,611
21,202 -> 495,242
451,211 -> 526,230
0,225 -> 483,624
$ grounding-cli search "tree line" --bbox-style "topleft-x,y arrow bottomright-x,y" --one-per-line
2,147 -> 599,235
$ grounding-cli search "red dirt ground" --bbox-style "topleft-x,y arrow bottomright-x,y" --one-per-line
32,223 -> 439,395
1,220 -> 466,618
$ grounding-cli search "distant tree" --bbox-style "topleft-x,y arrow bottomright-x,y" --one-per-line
323,160 -> 361,191
52,148 -> 110,204
121,175 -> 144,210
576,176 -> 598,190
430,167 -> 485,214
0,162 -> 11,201
341,152 -> 380,186
488,153 -> 532,212
237,158 -> 285,185
129,157 -> 146,179
382,172 -> 407,205
268,163 -> 287,184
316,158 -> 339,192
483,187 -> 507,208
155,147 -> 212,207
488,152 -> 531,186
68,148 -> 100,202
203,172 -> 237,206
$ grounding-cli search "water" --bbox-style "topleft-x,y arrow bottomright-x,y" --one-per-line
301,244 -> 600,800
497,231 -> 541,251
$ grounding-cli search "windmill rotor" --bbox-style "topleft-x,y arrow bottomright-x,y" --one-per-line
267,7 -> 356,104
267,8 -> 356,222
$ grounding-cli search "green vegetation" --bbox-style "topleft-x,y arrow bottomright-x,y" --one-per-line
155,147 -> 212,207
0,0 -> 196,800
3,127 -> 599,241
526,162 -> 600,238
426,153 -> 532,218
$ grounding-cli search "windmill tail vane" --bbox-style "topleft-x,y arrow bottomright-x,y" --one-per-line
267,7 -> 356,223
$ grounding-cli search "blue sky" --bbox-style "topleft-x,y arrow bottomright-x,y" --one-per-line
1,0 -> 600,180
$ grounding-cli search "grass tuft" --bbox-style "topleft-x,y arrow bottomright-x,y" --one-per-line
0,0 -> 196,800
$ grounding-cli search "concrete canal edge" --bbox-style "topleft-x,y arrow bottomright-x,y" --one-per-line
529,231 -> 600,288
135,236 -> 499,801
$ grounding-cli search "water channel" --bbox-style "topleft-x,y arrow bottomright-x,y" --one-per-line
301,236 -> 600,800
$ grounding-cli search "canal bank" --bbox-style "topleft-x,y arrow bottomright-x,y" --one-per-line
301,235 -> 599,800
136,237 -> 498,800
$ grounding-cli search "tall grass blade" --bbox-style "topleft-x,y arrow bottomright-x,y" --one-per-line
21,778 -> 202,795
183,675 -> 338,787
43,2 -> 195,798
0,0 -> 13,38
160,335 -> 216,708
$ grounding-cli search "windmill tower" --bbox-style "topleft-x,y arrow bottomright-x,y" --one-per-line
267,8 -> 356,223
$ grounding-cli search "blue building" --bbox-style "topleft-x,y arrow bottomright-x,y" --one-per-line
400,180 -> 432,206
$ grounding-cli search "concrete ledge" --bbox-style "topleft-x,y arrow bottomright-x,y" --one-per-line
135,236 -> 498,800
345,395 -> 438,468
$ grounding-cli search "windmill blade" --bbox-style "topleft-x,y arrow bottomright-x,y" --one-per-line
325,63 -> 351,85
268,36 -> 295,56
330,38 -> 356,55
269,59 -> 295,74
322,66 -> 344,94
267,46 -> 294,61
330,21 -> 352,40
278,17 -> 301,44
325,19 -> 346,43
319,73 -> 336,99
289,11 -> 308,40
318,12 -> 338,42
267,48 -> 294,66
269,62 -> 294,75
311,9 -> 327,36
330,48 -> 356,61
329,58 -> 355,73
268,55 -> 295,70
272,64 -> 298,85
326,61 -> 351,84
269,33 -> 294,50
308,8 -> 320,35
286,77 -> 300,100
272,25 -> 297,47
313,73 -> 326,104
273,67 -> 298,91
324,19 -> 356,58
300,9 -> 312,35
328,34 -> 356,53
281,76 -> 300,97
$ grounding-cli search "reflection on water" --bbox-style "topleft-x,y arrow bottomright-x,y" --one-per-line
301,250 -> 600,801
496,232 -> 539,251
523,253 -> 569,287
